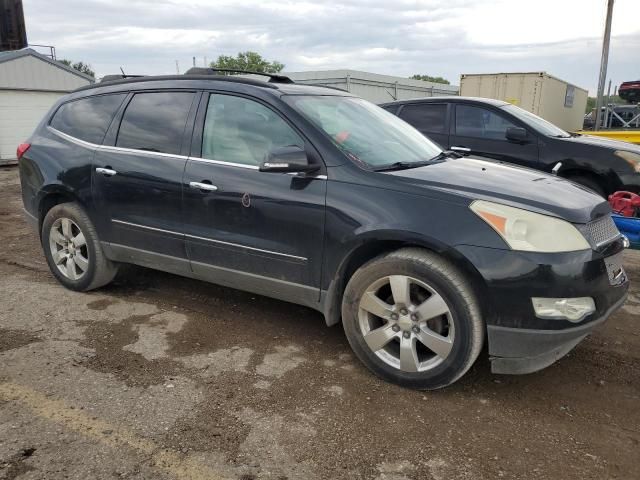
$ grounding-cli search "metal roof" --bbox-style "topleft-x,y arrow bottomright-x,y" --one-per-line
0,48 -> 94,82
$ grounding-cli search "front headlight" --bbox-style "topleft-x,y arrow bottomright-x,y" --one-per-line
470,200 -> 591,252
615,150 -> 640,173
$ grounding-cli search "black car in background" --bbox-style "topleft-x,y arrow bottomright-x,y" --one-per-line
381,97 -> 640,197
18,71 -> 628,389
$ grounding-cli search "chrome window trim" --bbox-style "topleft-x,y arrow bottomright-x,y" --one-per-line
48,126 -> 98,150
48,126 -> 327,178
188,156 -> 259,170
112,219 -> 307,261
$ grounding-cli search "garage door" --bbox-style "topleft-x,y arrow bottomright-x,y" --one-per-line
0,90 -> 62,164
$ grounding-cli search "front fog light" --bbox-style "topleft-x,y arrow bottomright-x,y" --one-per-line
532,297 -> 595,323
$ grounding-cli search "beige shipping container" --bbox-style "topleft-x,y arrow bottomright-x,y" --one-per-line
459,72 -> 588,131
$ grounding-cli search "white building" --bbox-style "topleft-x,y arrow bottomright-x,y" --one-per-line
0,48 -> 93,164
284,69 -> 458,104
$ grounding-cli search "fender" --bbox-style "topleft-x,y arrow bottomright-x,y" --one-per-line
320,227 -> 488,326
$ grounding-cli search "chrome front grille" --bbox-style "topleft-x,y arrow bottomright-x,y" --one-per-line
587,215 -> 620,247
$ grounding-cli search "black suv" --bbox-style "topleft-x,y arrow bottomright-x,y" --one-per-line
19,71 -> 629,389
381,97 -> 640,197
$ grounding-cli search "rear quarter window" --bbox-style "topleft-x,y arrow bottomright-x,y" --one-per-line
50,94 -> 126,144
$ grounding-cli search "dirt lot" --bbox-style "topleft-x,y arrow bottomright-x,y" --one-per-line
0,166 -> 638,480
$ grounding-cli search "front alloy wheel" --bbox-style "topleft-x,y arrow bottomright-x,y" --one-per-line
359,275 -> 454,373
342,248 -> 484,390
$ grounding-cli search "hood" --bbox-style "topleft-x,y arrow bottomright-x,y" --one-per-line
386,157 -> 610,224
558,133 -> 640,154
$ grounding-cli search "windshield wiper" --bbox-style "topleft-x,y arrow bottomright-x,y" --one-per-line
374,160 -> 429,172
373,151 -> 459,172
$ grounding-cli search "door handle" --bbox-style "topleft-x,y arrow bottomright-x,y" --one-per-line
450,146 -> 471,153
96,167 -> 117,176
189,181 -> 218,192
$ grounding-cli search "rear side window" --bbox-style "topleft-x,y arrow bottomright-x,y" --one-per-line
399,103 -> 447,134
116,92 -> 195,155
50,94 -> 126,144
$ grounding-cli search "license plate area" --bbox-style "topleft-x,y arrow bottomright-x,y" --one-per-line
605,252 -> 626,286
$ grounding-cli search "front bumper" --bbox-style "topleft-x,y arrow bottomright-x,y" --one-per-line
487,292 -> 627,374
457,238 -> 629,374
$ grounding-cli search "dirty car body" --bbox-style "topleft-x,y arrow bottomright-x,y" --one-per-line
18,72 -> 629,389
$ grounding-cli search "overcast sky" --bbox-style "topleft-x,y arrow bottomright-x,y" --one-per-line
23,0 -> 640,94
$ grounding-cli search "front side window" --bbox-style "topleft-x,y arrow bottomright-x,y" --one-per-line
201,94 -> 303,166
116,91 -> 195,155
399,103 -> 447,134
501,104 -> 569,137
455,105 -> 517,140
283,95 -> 443,168
50,94 -> 126,144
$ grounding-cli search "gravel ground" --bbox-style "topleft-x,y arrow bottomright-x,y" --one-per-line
0,165 -> 638,480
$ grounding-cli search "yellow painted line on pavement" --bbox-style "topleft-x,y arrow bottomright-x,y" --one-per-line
0,382 -> 228,480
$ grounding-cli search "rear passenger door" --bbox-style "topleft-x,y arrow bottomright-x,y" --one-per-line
450,104 -> 539,168
92,90 -> 199,271
182,92 -> 326,306
397,102 -> 450,148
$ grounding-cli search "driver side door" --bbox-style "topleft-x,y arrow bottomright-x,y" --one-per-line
450,104 -> 539,169
182,92 -> 327,307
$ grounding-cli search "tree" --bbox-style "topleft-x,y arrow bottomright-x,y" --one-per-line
210,51 -> 284,74
58,59 -> 95,78
410,74 -> 450,85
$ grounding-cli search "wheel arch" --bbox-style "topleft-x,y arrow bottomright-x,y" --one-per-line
322,231 -> 489,327
37,185 -> 85,238
560,166 -> 613,196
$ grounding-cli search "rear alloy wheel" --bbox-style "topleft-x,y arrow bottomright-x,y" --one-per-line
42,202 -> 118,291
342,248 -> 484,389
49,217 -> 89,281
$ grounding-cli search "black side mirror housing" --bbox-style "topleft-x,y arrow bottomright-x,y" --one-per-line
505,127 -> 529,143
259,145 -> 319,173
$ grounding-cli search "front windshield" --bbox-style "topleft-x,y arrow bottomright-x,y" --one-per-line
283,95 -> 443,168
501,104 -> 570,137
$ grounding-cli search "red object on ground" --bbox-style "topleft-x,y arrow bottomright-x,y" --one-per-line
609,191 -> 640,217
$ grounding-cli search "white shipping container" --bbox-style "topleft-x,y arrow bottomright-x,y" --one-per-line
459,72 -> 588,131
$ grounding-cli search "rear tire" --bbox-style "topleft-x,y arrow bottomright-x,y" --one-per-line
342,248 -> 484,390
568,175 -> 606,198
42,202 -> 118,291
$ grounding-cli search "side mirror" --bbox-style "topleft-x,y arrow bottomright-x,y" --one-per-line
505,127 -> 529,143
259,145 -> 319,173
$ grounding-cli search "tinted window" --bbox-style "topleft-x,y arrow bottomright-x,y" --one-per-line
455,105 -> 517,140
116,92 -> 194,155
202,94 -> 303,166
380,104 -> 399,114
50,94 -> 126,144
399,103 -> 447,133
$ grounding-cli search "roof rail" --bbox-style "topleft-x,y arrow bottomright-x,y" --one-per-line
101,74 -> 146,83
184,67 -> 294,84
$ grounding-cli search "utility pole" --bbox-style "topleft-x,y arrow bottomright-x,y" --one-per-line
594,0 -> 614,131
175,60 -> 179,74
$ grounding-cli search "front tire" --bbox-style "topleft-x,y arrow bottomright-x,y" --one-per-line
42,202 -> 118,291
342,248 -> 484,390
